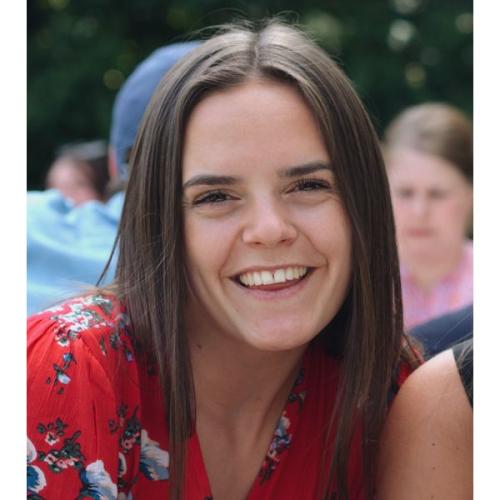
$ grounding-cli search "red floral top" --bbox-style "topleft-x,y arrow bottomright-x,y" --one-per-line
27,294 -> 409,499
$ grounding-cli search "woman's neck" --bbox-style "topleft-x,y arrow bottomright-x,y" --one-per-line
187,326 -> 307,500
188,329 -> 306,426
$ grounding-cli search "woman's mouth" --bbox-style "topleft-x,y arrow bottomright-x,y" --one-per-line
407,228 -> 433,238
234,266 -> 311,291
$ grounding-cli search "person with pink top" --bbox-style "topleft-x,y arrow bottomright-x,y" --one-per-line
384,103 -> 473,329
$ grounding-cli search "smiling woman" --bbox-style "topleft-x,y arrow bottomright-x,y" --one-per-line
182,80 -> 351,354
27,20 -> 419,500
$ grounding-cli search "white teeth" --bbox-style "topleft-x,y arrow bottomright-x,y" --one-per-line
274,269 -> 286,283
261,271 -> 274,285
237,266 -> 308,287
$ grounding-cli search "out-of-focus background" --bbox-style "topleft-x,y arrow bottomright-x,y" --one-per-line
27,0 -> 472,189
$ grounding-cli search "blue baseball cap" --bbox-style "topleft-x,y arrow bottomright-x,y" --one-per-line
110,41 -> 199,179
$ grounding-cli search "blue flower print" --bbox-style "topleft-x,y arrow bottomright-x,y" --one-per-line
139,429 -> 170,481
275,415 -> 291,441
27,438 -> 47,498
56,372 -> 71,384
259,412 -> 292,483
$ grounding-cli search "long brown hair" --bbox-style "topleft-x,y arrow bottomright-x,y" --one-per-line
110,20 -> 418,499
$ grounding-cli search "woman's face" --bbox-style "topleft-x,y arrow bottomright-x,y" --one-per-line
387,149 -> 473,261
182,79 -> 352,353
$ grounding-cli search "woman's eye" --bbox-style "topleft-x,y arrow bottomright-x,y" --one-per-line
292,178 -> 331,192
193,191 -> 232,205
396,188 -> 414,199
429,190 -> 448,200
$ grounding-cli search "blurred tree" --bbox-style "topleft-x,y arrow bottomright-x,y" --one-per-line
28,0 -> 472,189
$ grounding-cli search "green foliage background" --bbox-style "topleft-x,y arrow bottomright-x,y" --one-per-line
28,0 -> 472,189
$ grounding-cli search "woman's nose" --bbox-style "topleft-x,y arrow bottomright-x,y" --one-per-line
409,195 -> 430,218
241,198 -> 298,247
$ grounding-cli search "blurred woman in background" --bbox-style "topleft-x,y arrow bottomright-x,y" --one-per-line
384,103 -> 473,329
45,140 -> 110,205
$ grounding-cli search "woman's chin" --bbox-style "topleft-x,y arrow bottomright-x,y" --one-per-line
236,322 -> 315,353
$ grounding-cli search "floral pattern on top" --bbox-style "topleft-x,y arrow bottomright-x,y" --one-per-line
29,422 -> 118,500
79,460 -> 118,499
37,418 -> 68,446
139,430 -> 170,481
27,438 -> 47,499
28,293 -> 410,499
258,367 -> 307,484
49,297 -> 113,346
109,405 -> 142,456
259,413 -> 292,483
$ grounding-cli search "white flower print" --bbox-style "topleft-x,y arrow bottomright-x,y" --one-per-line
83,459 -> 118,499
139,429 -> 170,481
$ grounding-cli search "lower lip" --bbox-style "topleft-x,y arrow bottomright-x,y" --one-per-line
231,270 -> 314,301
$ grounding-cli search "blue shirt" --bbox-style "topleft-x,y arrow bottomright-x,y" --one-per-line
27,189 -> 124,314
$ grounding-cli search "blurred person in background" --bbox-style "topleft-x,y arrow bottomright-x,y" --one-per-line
384,103 -> 473,330
27,42 -> 199,315
45,140 -> 110,205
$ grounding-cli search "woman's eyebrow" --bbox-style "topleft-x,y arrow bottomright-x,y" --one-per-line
183,174 -> 242,190
183,162 -> 332,189
279,162 -> 333,178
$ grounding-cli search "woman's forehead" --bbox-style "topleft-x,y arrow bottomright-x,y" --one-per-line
182,79 -> 329,179
387,149 -> 470,187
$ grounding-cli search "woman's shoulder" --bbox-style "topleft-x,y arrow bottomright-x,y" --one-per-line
377,348 -> 473,499
29,292 -> 126,337
383,349 -> 472,436
27,293 -> 146,499
28,292 -> 136,377
307,342 -> 415,400
392,349 -> 468,408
